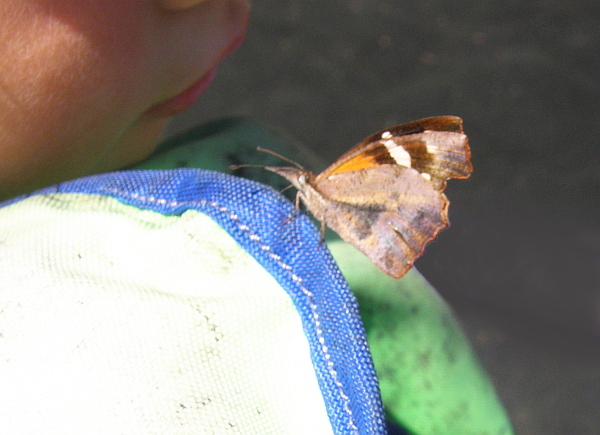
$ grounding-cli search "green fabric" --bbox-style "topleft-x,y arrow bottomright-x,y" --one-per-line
0,193 -> 333,434
135,118 -> 323,197
328,240 -> 513,435
134,117 -> 514,435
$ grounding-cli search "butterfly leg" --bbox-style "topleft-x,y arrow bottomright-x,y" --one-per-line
282,192 -> 302,225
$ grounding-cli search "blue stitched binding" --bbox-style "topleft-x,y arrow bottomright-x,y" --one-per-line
1,169 -> 387,435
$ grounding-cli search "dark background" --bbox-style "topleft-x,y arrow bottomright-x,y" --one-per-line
167,1 -> 600,433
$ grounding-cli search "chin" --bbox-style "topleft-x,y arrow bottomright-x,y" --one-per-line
96,117 -> 170,173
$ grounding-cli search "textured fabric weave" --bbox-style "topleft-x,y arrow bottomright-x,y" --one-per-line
0,169 -> 386,435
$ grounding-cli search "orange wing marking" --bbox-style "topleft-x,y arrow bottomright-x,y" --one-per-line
328,152 -> 382,175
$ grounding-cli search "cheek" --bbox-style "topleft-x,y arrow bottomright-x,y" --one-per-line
0,2 -> 149,119
0,3 -> 155,197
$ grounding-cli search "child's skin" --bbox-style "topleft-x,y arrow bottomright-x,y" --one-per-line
0,0 -> 250,200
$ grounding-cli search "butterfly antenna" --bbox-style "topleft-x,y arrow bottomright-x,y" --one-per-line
256,147 -> 305,170
280,184 -> 294,194
229,163 -> 265,170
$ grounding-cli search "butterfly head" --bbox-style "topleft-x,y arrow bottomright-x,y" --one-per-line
264,166 -> 313,191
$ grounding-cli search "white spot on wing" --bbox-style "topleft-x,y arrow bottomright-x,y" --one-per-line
421,172 -> 431,181
381,131 -> 392,139
382,138 -> 411,168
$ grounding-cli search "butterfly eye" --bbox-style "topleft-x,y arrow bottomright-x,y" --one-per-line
298,174 -> 306,185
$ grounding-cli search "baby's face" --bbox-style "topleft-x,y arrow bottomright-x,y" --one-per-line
0,0 -> 249,199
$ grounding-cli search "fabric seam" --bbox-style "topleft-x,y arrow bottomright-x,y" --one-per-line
100,188 -> 359,435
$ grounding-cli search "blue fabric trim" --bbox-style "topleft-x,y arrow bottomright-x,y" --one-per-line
2,169 -> 386,435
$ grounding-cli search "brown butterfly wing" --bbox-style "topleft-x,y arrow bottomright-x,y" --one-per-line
313,165 -> 448,278
263,116 -> 471,278
316,116 -> 472,190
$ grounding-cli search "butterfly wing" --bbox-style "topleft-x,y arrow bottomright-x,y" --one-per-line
313,165 -> 448,278
317,116 -> 472,190
261,116 -> 472,278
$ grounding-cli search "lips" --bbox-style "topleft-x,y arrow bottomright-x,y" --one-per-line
146,34 -> 246,118
145,67 -> 218,118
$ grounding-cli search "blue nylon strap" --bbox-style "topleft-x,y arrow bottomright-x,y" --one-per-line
2,169 -> 386,435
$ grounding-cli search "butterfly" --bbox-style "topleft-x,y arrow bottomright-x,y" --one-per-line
233,116 -> 472,279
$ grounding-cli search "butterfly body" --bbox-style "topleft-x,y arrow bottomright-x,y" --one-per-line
257,116 -> 472,278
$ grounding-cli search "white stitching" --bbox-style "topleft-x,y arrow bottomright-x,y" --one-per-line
101,188 -> 359,434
